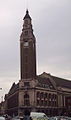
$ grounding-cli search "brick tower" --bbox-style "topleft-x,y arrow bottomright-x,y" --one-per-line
20,10 -> 36,80
19,10 -> 37,115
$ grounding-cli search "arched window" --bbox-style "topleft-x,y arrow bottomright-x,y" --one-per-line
40,92 -> 44,106
25,20 -> 28,24
44,93 -> 48,106
48,93 -> 51,106
24,94 -> 30,106
44,93 -> 48,98
40,92 -> 44,99
36,92 -> 40,106
49,93 -> 51,98
51,94 -> 54,106
37,92 -> 40,98
54,95 -> 57,107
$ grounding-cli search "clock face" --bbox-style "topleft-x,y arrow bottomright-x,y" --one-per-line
24,41 -> 29,47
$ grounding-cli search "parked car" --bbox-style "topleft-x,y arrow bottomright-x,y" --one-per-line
49,116 -> 71,120
0,116 -> 5,120
3,114 -> 11,120
12,116 -> 20,120
30,112 -> 49,120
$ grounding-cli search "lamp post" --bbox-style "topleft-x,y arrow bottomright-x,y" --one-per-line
0,88 -> 2,102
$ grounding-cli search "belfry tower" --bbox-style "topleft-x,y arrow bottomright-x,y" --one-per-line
20,10 -> 36,80
18,10 -> 37,114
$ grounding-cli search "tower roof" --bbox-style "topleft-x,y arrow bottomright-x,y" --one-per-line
24,9 -> 31,20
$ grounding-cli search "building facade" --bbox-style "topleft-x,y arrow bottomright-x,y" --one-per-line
4,10 -> 71,117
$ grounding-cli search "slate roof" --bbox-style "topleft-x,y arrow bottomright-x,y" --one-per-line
24,10 -> 31,20
36,75 -> 55,89
8,82 -> 19,95
38,72 -> 71,89
8,72 -> 71,95
51,75 -> 71,89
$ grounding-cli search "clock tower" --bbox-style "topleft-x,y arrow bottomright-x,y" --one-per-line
20,10 -> 36,80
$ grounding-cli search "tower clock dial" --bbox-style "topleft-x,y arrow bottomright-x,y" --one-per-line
24,41 -> 29,47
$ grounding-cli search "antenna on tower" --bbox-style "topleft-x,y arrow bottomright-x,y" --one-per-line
26,0 -> 29,10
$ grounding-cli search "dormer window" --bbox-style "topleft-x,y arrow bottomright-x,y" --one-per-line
25,20 -> 28,24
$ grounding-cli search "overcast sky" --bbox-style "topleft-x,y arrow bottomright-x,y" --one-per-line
0,0 -> 71,101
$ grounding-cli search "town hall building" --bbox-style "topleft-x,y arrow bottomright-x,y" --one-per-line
3,10 -> 71,117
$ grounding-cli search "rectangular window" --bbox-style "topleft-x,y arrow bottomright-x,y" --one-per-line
24,31 -> 28,36
25,56 -> 28,63
24,82 -> 30,87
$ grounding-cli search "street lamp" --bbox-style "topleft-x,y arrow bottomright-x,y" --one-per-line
0,88 -> 2,102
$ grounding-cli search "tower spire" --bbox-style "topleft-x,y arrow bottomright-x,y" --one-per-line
23,9 -> 31,20
26,0 -> 29,11
26,9 -> 29,14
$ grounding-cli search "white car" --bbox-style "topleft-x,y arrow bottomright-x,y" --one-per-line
12,116 -> 20,120
30,112 -> 49,120
0,117 -> 5,120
